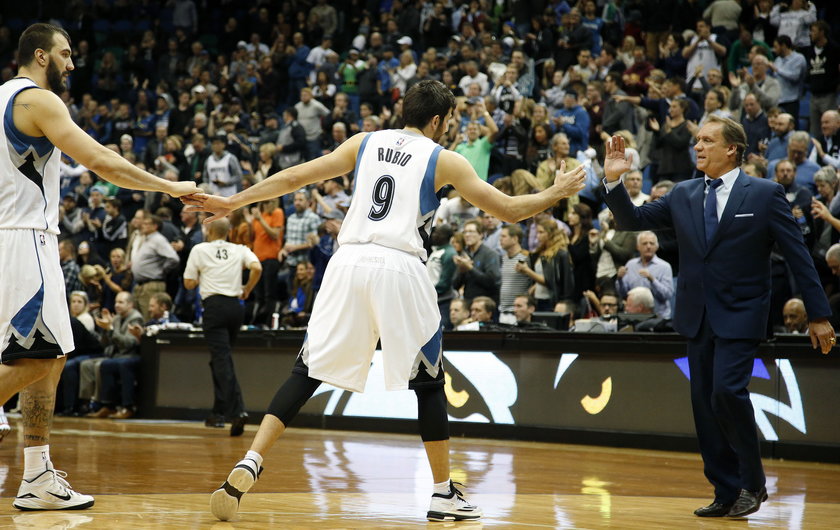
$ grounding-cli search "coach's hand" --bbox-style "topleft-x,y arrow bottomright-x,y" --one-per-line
810,318 -> 836,354
604,135 -> 632,182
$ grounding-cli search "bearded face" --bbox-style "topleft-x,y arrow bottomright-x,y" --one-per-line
46,56 -> 66,95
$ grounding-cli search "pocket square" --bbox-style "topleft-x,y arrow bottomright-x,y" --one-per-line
734,213 -> 754,218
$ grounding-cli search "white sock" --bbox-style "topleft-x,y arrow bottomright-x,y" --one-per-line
23,445 -> 50,478
245,450 -> 263,469
433,479 -> 451,495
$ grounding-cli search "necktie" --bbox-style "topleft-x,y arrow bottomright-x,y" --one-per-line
704,178 -> 724,245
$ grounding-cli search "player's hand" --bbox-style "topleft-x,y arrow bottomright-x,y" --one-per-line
168,181 -> 203,198
181,193 -> 235,223
810,318 -> 835,354
240,286 -> 253,300
605,135 -> 632,181
552,160 -> 586,198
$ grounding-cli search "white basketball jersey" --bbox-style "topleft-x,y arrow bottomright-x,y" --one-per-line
0,78 -> 61,234
338,130 -> 444,260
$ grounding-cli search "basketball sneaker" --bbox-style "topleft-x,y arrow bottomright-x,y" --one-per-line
426,480 -> 482,521
210,457 -> 263,521
13,464 -> 94,511
0,407 -> 10,442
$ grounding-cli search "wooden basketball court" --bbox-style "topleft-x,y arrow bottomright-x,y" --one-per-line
1,416 -> 838,528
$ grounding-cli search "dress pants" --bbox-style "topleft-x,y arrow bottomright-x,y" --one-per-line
687,313 -> 766,503
100,355 -> 141,408
203,295 -> 246,419
60,354 -> 102,412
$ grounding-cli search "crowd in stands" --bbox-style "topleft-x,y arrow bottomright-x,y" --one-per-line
3,0 -> 840,416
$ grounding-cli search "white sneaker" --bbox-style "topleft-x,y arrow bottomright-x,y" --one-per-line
13,464 -> 94,511
427,481 -> 482,521
210,457 -> 262,521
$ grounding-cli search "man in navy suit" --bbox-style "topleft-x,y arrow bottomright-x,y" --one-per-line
602,115 -> 835,518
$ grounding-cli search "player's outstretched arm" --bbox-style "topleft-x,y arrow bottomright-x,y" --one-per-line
436,150 -> 585,223
17,88 -> 199,197
183,133 -> 366,222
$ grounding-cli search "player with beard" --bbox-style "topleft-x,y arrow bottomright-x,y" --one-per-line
0,23 -> 200,511
186,79 -> 585,522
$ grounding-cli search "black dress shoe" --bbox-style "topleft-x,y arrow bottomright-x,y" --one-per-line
205,414 -> 225,428
694,501 -> 735,517
728,487 -> 768,517
230,413 -> 248,437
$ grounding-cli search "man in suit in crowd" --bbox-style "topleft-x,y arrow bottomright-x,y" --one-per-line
602,115 -> 835,518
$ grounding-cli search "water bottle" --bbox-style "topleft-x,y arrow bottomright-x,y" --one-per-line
271,312 -> 280,330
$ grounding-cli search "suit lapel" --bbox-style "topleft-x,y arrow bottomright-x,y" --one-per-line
707,171 -> 750,254
687,179 -> 706,250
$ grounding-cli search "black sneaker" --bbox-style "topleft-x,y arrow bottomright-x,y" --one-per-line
230,414 -> 247,437
205,415 -> 225,428
210,457 -> 262,521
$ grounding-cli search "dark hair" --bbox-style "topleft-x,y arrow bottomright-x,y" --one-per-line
775,35 -> 793,49
104,198 -> 121,210
573,203 -> 594,233
146,214 -> 162,229
811,21 -> 830,38
402,80 -> 456,129
151,292 -> 173,310
602,43 -> 616,58
605,72 -> 622,86
18,23 -> 71,67
284,107 -> 298,120
666,76 -> 686,93
502,222 -> 523,243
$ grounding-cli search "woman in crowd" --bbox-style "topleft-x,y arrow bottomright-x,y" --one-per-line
567,203 -> 597,303
252,142 -> 281,185
69,291 -> 96,334
516,219 -> 575,311
650,99 -> 694,182
281,261 -> 315,328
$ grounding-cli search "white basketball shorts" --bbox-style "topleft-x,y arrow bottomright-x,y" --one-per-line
303,243 -> 441,392
0,229 -> 74,363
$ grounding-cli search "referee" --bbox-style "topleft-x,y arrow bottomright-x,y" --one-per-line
184,219 -> 262,436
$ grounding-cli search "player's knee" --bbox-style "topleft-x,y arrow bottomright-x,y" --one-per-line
267,372 -> 321,425
415,386 -> 449,442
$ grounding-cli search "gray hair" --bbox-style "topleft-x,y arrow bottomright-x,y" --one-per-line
636,230 -> 659,245
627,286 -> 655,311
814,166 -> 838,189
827,243 -> 840,262
789,131 -> 811,146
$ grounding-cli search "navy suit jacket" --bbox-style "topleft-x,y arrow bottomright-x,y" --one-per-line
605,171 -> 831,340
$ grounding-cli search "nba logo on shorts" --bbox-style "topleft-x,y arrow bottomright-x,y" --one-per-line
39,234 -> 46,246
395,137 -> 405,147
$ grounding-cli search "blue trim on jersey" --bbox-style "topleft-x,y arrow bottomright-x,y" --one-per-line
420,327 -> 443,366
10,233 -> 46,338
4,86 -> 54,158
353,133 -> 373,195
419,145 -> 443,216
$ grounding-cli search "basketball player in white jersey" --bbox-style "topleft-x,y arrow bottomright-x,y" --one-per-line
186,80 -> 585,522
0,23 -> 199,510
